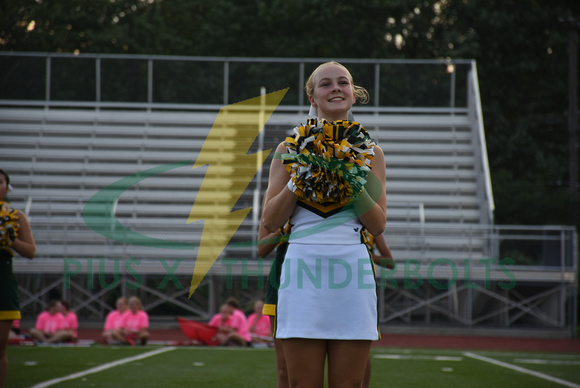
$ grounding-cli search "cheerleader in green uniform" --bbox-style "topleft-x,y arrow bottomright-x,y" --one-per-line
0,169 -> 36,388
261,62 -> 387,388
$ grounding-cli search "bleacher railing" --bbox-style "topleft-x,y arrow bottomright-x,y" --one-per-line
0,52 -> 472,109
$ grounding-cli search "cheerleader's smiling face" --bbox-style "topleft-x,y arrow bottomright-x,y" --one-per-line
309,63 -> 356,122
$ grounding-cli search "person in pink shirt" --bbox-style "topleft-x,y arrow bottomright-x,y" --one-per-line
224,297 -> 252,344
119,297 -> 149,346
209,303 -> 251,346
101,297 -> 129,344
29,300 -> 74,343
61,301 -> 78,341
247,300 -> 272,344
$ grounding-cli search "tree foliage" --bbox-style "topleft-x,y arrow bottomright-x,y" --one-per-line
1,0 -> 579,227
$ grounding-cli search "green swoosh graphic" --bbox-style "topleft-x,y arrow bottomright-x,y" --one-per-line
83,160 -> 196,249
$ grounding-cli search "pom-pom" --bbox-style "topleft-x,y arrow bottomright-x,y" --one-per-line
0,201 -> 19,248
282,119 -> 376,205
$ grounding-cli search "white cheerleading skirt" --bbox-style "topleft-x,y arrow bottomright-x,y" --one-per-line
274,242 -> 379,340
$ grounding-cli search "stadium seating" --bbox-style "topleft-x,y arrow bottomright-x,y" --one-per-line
0,102 -> 492,264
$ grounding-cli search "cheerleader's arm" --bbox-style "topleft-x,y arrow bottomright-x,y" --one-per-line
261,143 -> 298,233
261,142 -> 298,233
11,210 -> 36,259
257,194 -> 282,258
354,145 -> 387,237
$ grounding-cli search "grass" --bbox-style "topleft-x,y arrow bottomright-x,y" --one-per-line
6,345 -> 580,388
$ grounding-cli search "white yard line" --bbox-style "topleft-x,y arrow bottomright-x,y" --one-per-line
515,359 -> 580,366
464,352 -> 580,388
374,354 -> 463,361
31,346 -> 177,388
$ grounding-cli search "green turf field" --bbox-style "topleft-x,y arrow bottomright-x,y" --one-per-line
6,345 -> 580,387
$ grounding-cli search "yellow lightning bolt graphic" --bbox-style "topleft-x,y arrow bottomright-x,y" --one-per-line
187,88 -> 288,297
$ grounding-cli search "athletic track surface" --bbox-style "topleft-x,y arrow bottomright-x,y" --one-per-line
74,329 -> 580,353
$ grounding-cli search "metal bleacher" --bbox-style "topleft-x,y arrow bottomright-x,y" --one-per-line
0,53 -> 576,336
0,111 -> 491,266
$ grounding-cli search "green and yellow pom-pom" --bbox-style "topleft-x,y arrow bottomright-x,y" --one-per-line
0,201 -> 19,248
282,119 -> 376,205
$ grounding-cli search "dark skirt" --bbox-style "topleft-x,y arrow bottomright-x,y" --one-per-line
0,249 -> 21,320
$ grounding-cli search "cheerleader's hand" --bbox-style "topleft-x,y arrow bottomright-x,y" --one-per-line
372,255 -> 395,270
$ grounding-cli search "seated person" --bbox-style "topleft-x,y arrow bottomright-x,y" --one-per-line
119,296 -> 149,346
8,320 -> 23,341
225,297 -> 252,343
209,304 -> 252,346
101,296 -> 129,344
247,300 -> 272,343
29,300 -> 75,343
61,301 -> 78,342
